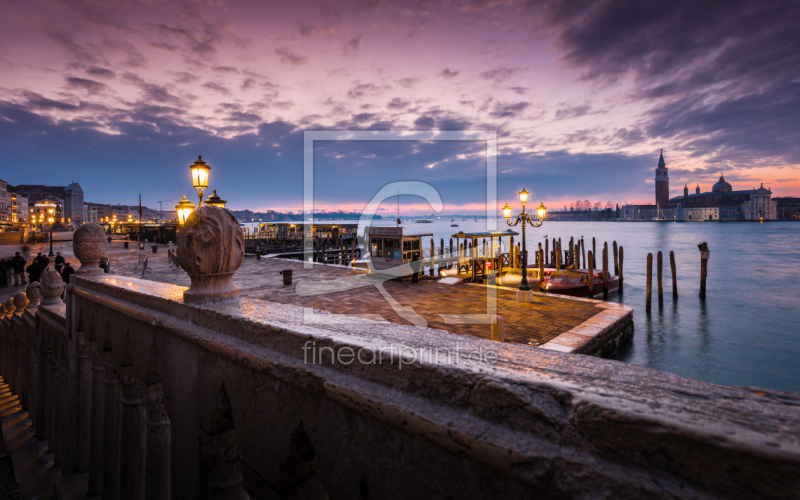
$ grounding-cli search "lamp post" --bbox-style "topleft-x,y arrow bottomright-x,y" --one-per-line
502,188 -> 546,291
175,196 -> 196,226
190,156 -> 211,207
48,216 -> 55,257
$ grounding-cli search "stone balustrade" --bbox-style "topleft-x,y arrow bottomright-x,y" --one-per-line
0,216 -> 798,499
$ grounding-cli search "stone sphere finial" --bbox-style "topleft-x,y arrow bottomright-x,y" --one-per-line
4,298 -> 14,317
177,205 -> 244,304
13,293 -> 29,313
26,281 -> 42,308
73,223 -> 107,275
40,270 -> 65,306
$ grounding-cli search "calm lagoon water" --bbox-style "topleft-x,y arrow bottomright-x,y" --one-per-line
369,218 -> 800,393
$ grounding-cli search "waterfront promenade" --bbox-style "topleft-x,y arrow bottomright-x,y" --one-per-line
1,239 -> 632,355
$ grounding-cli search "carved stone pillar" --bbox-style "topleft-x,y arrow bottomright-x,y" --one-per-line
73,223 -> 107,275
25,281 -> 42,309
102,356 -> 122,500
119,365 -> 146,500
87,346 -> 106,498
76,336 -> 92,472
145,381 -> 171,500
40,271 -> 65,306
38,342 -> 51,441
50,356 -> 61,464
177,205 -> 244,304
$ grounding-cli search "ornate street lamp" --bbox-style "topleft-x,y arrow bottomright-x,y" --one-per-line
175,196 -> 196,226
204,189 -> 227,208
190,155 -> 211,207
503,188 -> 546,291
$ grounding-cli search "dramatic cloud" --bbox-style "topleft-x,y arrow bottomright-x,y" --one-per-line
0,0 -> 797,211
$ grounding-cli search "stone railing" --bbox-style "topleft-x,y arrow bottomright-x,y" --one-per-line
1,215 -> 799,499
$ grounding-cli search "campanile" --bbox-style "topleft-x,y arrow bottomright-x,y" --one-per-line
655,149 -> 669,205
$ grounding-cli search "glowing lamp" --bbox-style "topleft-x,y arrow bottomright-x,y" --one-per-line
204,189 -> 227,208
502,203 -> 512,220
175,196 -> 196,226
536,202 -> 547,221
190,155 -> 211,205
518,188 -> 529,206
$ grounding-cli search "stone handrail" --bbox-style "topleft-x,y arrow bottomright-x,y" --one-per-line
1,271 -> 799,499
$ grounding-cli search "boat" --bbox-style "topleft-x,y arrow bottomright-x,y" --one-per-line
415,219 -> 433,223
496,268 -> 555,289
540,270 -> 619,298
451,224 -> 459,227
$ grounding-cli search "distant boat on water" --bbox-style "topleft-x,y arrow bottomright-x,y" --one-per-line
415,219 -> 433,223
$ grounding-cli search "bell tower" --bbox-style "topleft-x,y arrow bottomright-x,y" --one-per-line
655,149 -> 669,204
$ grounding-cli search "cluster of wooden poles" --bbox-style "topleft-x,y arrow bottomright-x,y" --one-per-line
532,236 -> 625,299
644,242 -> 710,312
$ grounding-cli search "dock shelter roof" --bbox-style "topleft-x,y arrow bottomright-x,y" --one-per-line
451,229 -> 519,238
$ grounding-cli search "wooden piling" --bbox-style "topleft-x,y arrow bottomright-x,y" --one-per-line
657,251 -> 664,308
592,237 -> 596,270
430,238 -> 435,276
602,243 -> 609,300
613,241 -> 619,276
491,315 -> 504,342
587,251 -> 594,296
539,248 -> 544,289
698,242 -> 710,298
555,242 -> 560,271
670,250 -> 677,299
646,253 -> 653,312
569,237 -> 574,266
581,238 -> 586,269
545,238 -> 549,266
619,246 -> 624,291
575,244 -> 580,270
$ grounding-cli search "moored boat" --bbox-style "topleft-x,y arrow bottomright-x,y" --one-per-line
541,269 -> 619,298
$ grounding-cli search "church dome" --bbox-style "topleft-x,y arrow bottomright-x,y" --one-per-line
712,175 -> 732,193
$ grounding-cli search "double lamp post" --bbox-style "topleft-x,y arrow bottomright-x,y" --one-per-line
175,156 -> 227,226
503,188 -> 547,292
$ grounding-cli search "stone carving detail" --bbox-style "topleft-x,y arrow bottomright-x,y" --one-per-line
73,223 -> 107,275
13,293 -> 29,313
4,298 -> 14,317
177,206 -> 244,304
0,301 -> 7,318
40,270 -> 65,306
26,281 -> 42,308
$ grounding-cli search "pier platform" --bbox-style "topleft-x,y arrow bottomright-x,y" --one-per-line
1,240 -> 633,355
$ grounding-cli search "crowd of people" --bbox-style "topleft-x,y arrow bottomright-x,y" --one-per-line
0,251 -> 76,288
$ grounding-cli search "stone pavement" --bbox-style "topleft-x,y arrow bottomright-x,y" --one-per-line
1,239 -> 623,348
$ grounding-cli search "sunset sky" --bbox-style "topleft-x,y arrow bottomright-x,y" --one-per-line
1,0 -> 798,214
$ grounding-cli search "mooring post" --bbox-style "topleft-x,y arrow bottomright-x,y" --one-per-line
698,242 -> 710,298
670,250 -> 678,298
619,246 -> 624,292
646,253 -> 653,312
613,241 -> 619,276
592,237 -> 597,270
602,243 -> 609,300
430,238 -> 435,276
587,251 -> 594,296
491,315 -> 504,342
574,243 -> 580,269
539,248 -> 545,289
657,251 -> 664,308
555,243 -> 560,271
545,238 -> 549,266
569,237 -> 574,266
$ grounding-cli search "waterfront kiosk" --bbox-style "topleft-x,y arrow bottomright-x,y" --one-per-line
367,226 -> 432,276
451,229 -> 519,281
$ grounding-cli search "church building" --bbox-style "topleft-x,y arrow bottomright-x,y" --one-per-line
620,151 -> 776,221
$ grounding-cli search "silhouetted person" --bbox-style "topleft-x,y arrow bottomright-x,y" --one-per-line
11,252 -> 27,285
60,262 -> 74,283
55,252 -> 65,273
26,261 -> 43,284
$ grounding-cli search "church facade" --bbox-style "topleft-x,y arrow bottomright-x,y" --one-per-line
621,152 -> 777,221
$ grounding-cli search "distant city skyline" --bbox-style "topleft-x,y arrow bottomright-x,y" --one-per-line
1,0 -> 798,213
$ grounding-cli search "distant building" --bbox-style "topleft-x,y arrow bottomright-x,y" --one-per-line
0,179 -> 8,224
775,197 -> 800,220
12,183 -> 85,223
621,152 -> 777,221
10,190 -> 29,224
